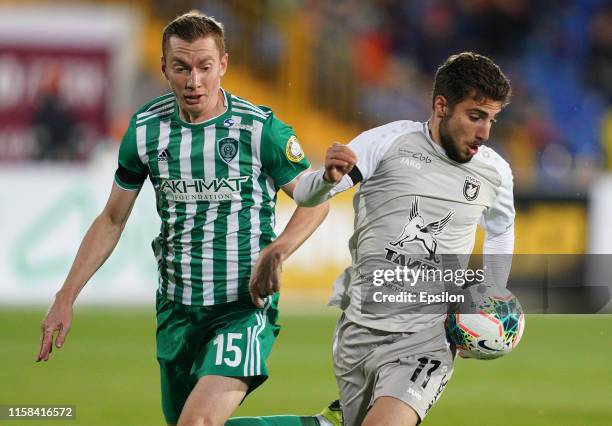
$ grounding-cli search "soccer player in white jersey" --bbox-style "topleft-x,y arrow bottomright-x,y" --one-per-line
36,11 -> 336,426
292,52 -> 515,425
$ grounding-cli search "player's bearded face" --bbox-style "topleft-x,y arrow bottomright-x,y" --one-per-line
162,36 -> 228,123
438,97 -> 502,164
439,111 -> 469,163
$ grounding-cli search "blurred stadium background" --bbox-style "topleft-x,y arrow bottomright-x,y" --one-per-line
0,0 -> 611,425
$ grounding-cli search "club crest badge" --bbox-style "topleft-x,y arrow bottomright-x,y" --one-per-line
463,176 -> 481,201
218,138 -> 239,164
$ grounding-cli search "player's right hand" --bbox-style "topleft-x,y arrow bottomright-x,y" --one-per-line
324,143 -> 357,184
37,299 -> 73,362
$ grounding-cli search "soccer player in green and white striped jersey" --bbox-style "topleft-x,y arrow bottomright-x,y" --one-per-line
119,78 -> 306,307
37,11 -> 340,426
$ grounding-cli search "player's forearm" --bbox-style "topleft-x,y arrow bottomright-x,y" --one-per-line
55,213 -> 124,305
269,203 -> 330,260
483,224 -> 515,287
293,168 -> 355,207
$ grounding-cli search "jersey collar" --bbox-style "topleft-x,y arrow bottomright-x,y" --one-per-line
173,88 -> 231,128
423,121 -> 446,157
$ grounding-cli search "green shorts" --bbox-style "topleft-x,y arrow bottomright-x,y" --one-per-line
155,292 -> 280,424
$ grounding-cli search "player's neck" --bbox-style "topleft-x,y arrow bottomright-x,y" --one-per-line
180,89 -> 226,124
426,118 -> 442,146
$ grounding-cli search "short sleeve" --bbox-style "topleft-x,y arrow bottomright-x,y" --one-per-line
479,152 -> 515,235
261,112 -> 311,187
114,117 -> 148,191
347,120 -> 414,183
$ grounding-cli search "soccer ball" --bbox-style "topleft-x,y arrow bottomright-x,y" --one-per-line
446,284 -> 525,360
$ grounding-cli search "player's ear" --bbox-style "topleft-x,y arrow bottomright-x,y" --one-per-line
161,55 -> 168,80
219,53 -> 228,77
434,95 -> 447,118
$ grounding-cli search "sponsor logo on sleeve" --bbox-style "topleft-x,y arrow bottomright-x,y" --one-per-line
285,135 -> 304,162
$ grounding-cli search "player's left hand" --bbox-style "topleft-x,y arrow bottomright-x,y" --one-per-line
249,245 -> 284,308
37,298 -> 73,362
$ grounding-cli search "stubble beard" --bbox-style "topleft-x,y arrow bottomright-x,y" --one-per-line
439,114 -> 470,164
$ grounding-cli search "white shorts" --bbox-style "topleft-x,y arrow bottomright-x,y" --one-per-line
332,314 -> 455,425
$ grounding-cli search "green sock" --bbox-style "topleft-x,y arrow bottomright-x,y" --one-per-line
226,415 -> 320,426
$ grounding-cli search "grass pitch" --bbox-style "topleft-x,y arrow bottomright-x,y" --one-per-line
0,307 -> 610,425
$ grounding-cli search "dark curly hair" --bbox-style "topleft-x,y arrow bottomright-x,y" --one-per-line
162,10 -> 226,59
432,52 -> 511,109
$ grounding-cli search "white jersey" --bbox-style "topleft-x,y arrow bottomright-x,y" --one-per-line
330,120 -> 515,332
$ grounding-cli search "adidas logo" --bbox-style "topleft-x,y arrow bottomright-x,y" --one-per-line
158,149 -> 171,161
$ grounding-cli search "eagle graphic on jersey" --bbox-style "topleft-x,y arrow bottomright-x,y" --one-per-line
390,197 -> 454,263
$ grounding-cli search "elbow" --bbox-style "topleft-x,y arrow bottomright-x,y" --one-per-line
99,209 -> 127,235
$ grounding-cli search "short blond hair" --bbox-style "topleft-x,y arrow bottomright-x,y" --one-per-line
162,10 -> 226,58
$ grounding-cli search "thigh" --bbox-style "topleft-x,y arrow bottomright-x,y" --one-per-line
177,375 -> 250,426
362,396 -> 419,426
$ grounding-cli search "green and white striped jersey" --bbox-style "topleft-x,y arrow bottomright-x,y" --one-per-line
114,90 -> 310,306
